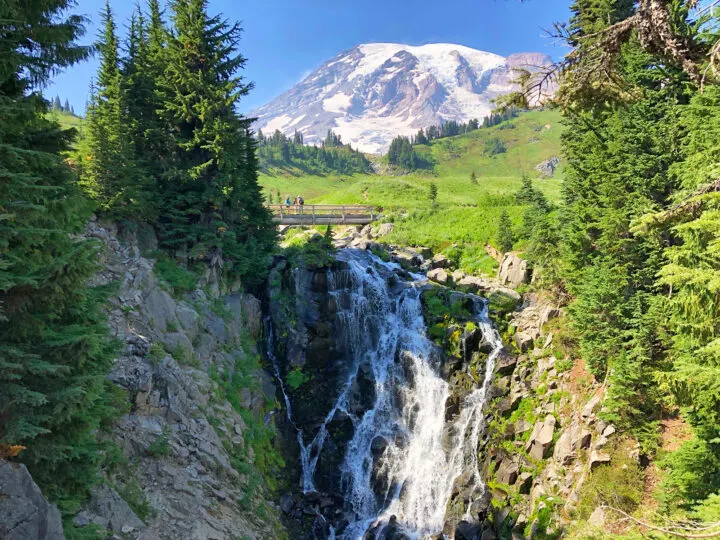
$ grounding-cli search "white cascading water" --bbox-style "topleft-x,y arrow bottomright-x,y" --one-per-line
271,249 -> 504,539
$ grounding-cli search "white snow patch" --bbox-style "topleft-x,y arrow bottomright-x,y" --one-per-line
323,93 -> 353,113
263,114 -> 292,133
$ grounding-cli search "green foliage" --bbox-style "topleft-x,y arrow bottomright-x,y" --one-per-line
147,427 -> 170,457
257,129 -> 372,175
387,135 -> 432,170
285,367 -> 308,390
497,209 -> 515,253
484,137 -> 506,156
153,255 -> 199,295
0,0 -> 121,516
659,436 -> 720,510
578,446 -> 644,519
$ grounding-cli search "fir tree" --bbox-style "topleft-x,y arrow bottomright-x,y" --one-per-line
470,170 -> 477,185
80,1 -> 140,216
52,95 -> 61,110
63,98 -> 70,112
156,0 -> 274,283
429,182 -> 438,207
497,210 -> 514,253
0,0 -> 117,510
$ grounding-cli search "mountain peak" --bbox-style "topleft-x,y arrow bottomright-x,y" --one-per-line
251,43 -> 553,154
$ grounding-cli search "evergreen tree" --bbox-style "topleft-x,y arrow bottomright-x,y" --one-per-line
497,210 -> 514,253
156,0 -> 274,283
80,1 -> 139,216
429,182 -> 438,207
63,98 -> 70,112
0,0 -> 117,510
470,170 -> 477,185
52,95 -> 61,110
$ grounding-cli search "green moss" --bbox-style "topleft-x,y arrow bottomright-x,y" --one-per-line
285,367 -> 308,389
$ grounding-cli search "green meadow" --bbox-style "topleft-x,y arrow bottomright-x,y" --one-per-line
260,109 -> 564,274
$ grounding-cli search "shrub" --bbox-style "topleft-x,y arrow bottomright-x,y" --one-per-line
578,444 -> 644,518
154,256 -> 198,295
285,368 -> 308,390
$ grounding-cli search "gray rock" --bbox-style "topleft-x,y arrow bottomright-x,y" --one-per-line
588,506 -> 605,528
578,429 -> 593,450
516,472 -> 533,494
602,424 -> 616,438
87,484 -> 145,534
428,268 -> 450,285
553,425 -> 576,465
175,302 -> 200,340
0,460 -> 64,540
535,156 -> 560,177
496,353 -> 517,376
496,459 -> 519,485
514,332 -> 533,353
590,450 -> 611,469
497,253 -> 529,288
581,394 -> 603,420
525,415 -> 556,460
376,223 -> 395,236
431,253 -> 452,269
142,286 -> 178,333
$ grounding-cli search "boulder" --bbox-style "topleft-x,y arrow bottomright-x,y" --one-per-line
495,353 -> 517,376
581,394 -> 603,420
376,223 -> 395,237
86,484 -> 146,534
525,415 -> 556,460
577,429 -> 593,450
431,253 -> 452,269
588,506 -> 606,528
496,459 -> 519,485
553,425 -> 576,465
514,332 -> 533,353
428,268 -> 450,285
516,472 -> 533,494
589,450 -> 611,470
497,253 -> 529,288
0,460 -> 64,540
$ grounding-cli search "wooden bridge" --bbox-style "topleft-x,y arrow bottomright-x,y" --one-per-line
267,204 -> 379,226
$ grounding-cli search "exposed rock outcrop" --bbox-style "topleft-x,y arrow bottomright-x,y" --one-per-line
0,460 -> 64,540
497,252 -> 530,288
81,220 -> 281,540
535,156 -> 560,177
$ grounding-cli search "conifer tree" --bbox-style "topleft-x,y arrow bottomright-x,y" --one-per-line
53,95 -> 61,110
157,0 -> 274,283
470,170 -> 477,185
80,1 -> 140,216
0,0 -> 117,509
63,98 -> 70,112
497,210 -> 514,253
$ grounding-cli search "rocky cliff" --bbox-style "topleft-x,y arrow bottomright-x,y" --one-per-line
66,220 -> 284,539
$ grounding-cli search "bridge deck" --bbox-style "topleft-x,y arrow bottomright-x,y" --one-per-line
267,204 -> 378,226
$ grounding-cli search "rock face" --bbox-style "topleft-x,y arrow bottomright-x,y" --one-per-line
525,415 -> 556,460
251,43 -> 555,153
0,460 -> 64,540
535,156 -> 561,177
497,253 -> 529,288
83,220 -> 280,540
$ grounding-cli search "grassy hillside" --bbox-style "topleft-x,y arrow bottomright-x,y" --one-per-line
260,109 -> 564,274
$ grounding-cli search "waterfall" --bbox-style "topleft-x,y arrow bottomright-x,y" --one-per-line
270,249 -> 504,539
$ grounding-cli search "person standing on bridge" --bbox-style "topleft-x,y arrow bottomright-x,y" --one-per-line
285,195 -> 292,213
297,195 -> 304,214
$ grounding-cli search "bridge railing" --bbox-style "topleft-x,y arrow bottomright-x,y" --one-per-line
266,204 -> 376,224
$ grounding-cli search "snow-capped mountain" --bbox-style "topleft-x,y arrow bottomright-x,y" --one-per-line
250,43 -> 554,154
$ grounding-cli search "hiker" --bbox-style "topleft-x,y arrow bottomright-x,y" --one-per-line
285,195 -> 292,213
298,195 -> 304,214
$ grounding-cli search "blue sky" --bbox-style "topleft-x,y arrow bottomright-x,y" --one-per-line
48,0 -> 572,115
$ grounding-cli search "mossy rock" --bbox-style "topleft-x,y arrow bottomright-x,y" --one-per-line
488,289 -> 520,315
